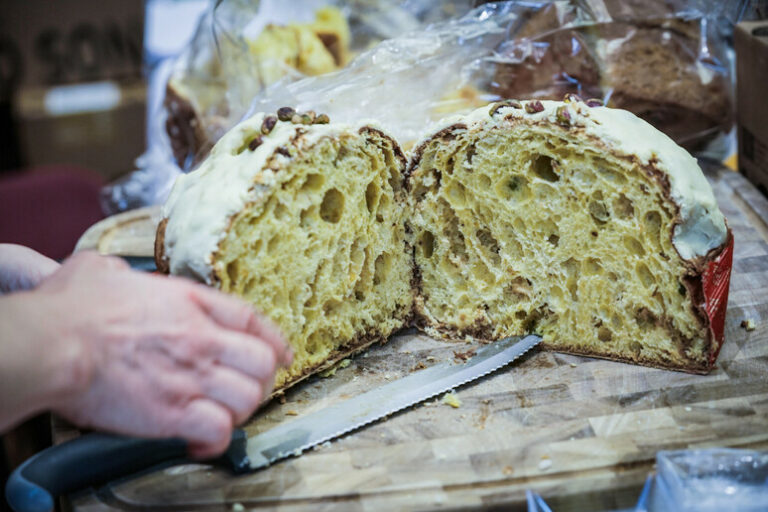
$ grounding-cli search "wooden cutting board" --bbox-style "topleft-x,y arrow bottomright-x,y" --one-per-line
70,167 -> 768,512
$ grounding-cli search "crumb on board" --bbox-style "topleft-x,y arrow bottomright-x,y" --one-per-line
411,361 -> 427,372
232,503 -> 245,512
539,457 -> 552,471
319,358 -> 352,378
569,363 -> 578,368
442,392 -> 462,408
453,348 -> 477,362
502,465 -> 513,475
741,319 -> 756,331
285,410 -> 299,416
426,356 -> 436,362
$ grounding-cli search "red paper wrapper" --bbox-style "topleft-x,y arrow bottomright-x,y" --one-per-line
702,232 -> 734,366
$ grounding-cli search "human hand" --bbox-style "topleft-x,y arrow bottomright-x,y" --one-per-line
0,244 -> 60,293
1,251 -> 291,458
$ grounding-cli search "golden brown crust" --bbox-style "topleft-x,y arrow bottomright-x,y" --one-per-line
154,217 -> 170,274
164,83 -> 213,169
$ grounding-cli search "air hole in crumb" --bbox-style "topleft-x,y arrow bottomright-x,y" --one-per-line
634,308 -> 657,329
624,236 -> 646,256
496,175 -> 529,201
636,263 -> 655,288
478,174 -> 492,189
532,155 -> 560,182
226,260 -> 239,283
300,205 -> 317,227
274,202 -> 288,220
589,199 -> 609,225
644,211 -> 662,240
547,234 -> 560,246
323,299 -> 342,314
613,194 -> 634,219
320,188 -> 344,223
515,310 -> 527,320
597,327 -> 613,342
505,277 -> 532,299
267,236 -> 280,252
301,173 -> 325,192
420,231 -> 436,258
365,181 -> 379,214
584,258 -> 602,275
476,228 -> 501,264
447,182 -> 467,206
242,278 -> 255,295
373,252 -> 391,286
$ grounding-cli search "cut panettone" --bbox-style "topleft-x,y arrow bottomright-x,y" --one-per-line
158,98 -> 732,380
406,97 -> 731,373
156,110 -> 413,390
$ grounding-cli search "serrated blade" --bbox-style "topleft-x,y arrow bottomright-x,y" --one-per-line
245,334 -> 541,470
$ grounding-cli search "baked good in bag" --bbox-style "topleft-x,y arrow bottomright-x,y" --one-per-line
407,97 -> 731,373
492,19 -> 732,153
156,110 -> 413,390
165,6 -> 351,168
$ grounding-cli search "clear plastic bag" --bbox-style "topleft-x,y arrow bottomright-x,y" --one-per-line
248,0 -> 756,152
637,449 -> 768,511
103,0 -> 762,214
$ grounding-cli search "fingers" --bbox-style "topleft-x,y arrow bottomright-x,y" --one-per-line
0,244 -> 60,293
202,367 -> 264,424
209,329 -> 280,382
66,251 -> 129,269
189,284 -> 292,366
177,398 -> 233,459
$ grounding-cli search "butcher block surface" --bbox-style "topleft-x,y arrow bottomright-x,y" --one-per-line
70,166 -> 768,511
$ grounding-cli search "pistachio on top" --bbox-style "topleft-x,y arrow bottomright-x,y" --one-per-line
556,105 -> 572,126
315,113 -> 330,124
248,135 -> 264,151
585,98 -> 604,107
489,99 -> 523,117
563,93 -> 583,103
277,107 -> 295,121
525,100 -> 545,114
261,115 -> 277,135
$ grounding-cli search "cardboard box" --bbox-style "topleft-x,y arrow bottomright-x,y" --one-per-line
0,0 -> 146,178
735,21 -> 768,195
14,81 -> 146,182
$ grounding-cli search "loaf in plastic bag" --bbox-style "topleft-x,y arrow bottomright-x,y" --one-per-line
102,0 -> 763,214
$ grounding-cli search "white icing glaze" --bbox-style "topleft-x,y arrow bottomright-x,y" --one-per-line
414,99 -> 728,261
161,113 -> 369,283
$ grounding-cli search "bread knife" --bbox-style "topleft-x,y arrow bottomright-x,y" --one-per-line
6,334 -> 541,512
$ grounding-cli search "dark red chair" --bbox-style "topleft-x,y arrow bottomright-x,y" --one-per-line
0,167 -> 105,260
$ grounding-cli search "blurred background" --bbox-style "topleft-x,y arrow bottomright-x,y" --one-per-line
0,0 -> 208,260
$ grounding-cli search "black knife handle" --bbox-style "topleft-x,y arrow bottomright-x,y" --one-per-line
5,433 -> 187,512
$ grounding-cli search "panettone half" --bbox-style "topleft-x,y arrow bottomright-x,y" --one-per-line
406,98 -> 731,373
156,112 -> 413,391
